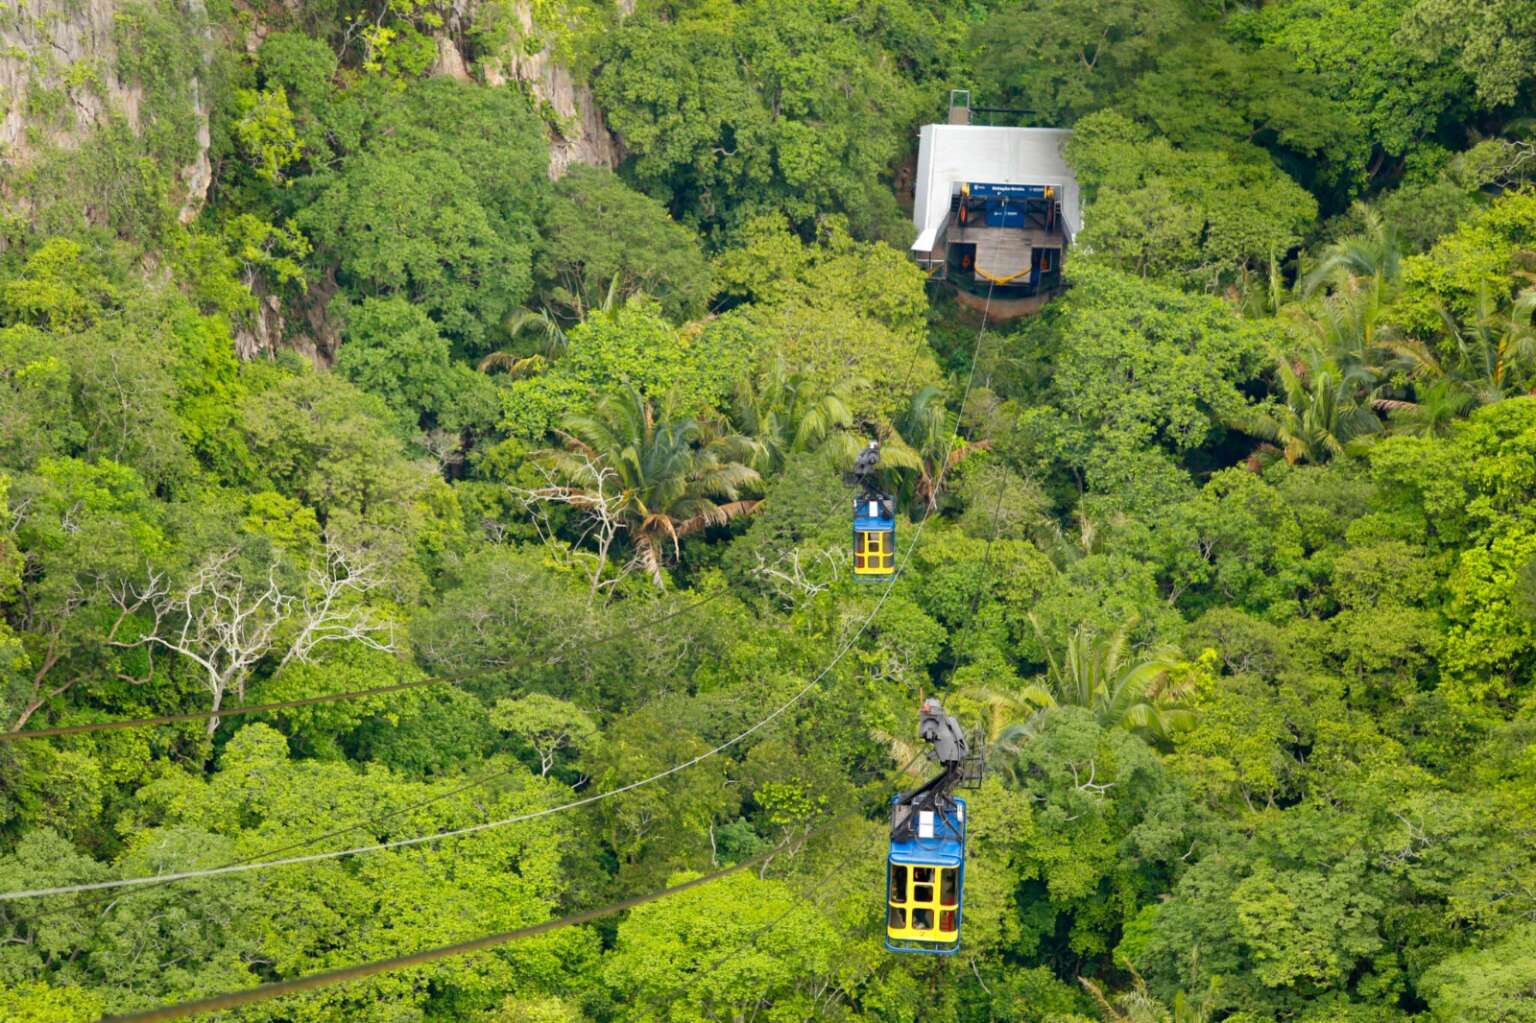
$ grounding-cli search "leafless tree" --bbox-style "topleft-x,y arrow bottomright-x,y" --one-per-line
512,456 -> 628,607
751,546 -> 841,609
109,542 -> 395,735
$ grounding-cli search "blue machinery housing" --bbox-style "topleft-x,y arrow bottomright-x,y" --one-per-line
960,181 -> 1053,228
885,798 -> 967,954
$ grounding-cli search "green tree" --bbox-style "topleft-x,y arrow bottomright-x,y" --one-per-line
601,868 -> 844,1021
1253,0 -> 1473,191
1302,204 -> 1405,297
299,147 -> 531,348
501,296 -> 752,438
1126,34 -> 1349,161
1399,0 -> 1536,108
592,2 -> 923,238
1396,189 -> 1536,332
490,694 -> 598,777
336,296 -> 497,439
710,214 -> 939,420
1420,924 -> 1536,1021
1066,111 -> 1317,288
293,77 -> 548,349
1010,263 -> 1268,496
3,458 -> 169,731
534,165 -> 710,323
972,0 -> 1188,125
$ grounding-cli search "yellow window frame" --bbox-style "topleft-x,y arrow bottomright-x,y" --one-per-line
886,863 -> 959,940
854,530 -> 894,575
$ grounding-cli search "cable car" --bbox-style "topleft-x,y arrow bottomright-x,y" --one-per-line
885,699 -> 978,955
853,493 -> 896,580
846,441 -> 896,582
885,797 -> 966,954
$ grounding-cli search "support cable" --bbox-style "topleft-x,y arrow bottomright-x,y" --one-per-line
94,833 -> 801,1023
663,282 -> 1001,1016
0,581 -> 886,902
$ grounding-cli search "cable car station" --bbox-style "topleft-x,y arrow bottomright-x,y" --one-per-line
910,91 -> 1082,319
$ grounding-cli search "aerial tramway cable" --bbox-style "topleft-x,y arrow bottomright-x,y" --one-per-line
21,759 -> 527,925
2,516 -> 896,901
99,761 -> 913,1022
20,500 -> 860,921
0,576 -> 892,901
94,837 -> 794,1023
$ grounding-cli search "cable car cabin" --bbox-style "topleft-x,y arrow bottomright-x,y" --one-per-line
885,798 -> 966,954
853,494 -> 896,581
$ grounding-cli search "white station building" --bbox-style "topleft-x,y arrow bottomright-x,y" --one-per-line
910,94 -> 1080,314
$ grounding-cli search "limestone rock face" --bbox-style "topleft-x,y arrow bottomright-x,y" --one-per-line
0,0 -> 215,220
441,0 -> 625,180
500,8 -> 622,181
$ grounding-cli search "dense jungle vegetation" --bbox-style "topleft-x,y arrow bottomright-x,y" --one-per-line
5,0 -> 1536,1020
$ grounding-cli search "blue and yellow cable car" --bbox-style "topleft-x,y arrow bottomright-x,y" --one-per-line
846,441 -> 896,582
885,698 -> 976,955
853,494 -> 896,580
885,797 -> 966,954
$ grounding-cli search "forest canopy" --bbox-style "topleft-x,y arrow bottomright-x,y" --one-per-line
3,0 -> 1536,1021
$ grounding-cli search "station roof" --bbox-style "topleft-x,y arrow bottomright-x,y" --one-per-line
911,125 -> 1081,256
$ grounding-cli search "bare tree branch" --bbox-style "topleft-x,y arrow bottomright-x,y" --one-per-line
512,458 -> 627,608
108,542 -> 395,735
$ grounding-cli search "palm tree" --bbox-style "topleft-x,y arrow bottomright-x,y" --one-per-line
480,279 -> 629,376
1301,202 -> 1403,298
948,684 -> 1043,774
547,267 -> 625,323
1082,959 -> 1219,1023
727,359 -> 859,473
478,309 -> 568,376
1383,286 -> 1536,407
550,386 -> 761,587
997,617 -> 1195,749
1285,272 -> 1395,376
1380,378 -> 1476,437
1242,347 -> 1383,465
882,385 -> 987,514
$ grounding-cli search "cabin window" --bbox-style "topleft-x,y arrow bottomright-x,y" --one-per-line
890,863 -> 907,902
855,530 -> 892,573
940,870 -> 957,907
